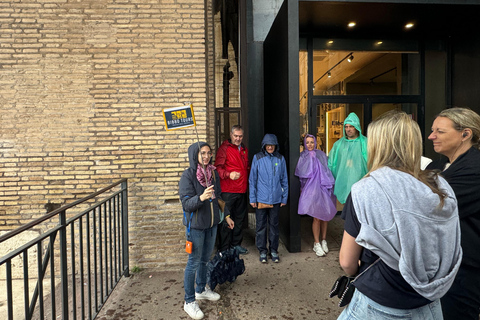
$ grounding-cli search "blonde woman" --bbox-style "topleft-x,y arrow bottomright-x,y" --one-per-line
338,111 -> 462,319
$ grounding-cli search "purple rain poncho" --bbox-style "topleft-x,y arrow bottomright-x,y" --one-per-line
295,135 -> 337,221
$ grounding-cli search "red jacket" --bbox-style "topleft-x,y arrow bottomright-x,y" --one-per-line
215,140 -> 249,193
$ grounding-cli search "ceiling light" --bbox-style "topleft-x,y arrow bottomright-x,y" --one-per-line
405,23 -> 414,29
328,40 -> 334,44
348,22 -> 356,28
376,41 -> 383,45
327,72 -> 332,78
347,54 -> 354,62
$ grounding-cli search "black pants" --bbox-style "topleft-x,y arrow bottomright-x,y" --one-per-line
441,264 -> 480,320
255,204 -> 279,254
217,192 -> 247,251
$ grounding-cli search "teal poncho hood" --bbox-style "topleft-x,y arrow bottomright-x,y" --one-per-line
343,112 -> 363,137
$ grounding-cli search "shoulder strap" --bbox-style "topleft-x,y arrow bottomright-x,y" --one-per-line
351,258 -> 381,284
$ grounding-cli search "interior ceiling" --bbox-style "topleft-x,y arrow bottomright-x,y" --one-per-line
299,2 -> 480,38
300,1 -> 480,90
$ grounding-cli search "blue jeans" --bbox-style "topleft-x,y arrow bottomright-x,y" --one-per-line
255,204 -> 280,254
184,225 -> 217,303
337,289 -> 443,320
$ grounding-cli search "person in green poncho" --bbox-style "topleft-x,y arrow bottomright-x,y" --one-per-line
327,112 -> 368,204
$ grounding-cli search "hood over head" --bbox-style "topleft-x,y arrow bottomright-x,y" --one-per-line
344,112 -> 362,136
303,134 -> 317,150
187,141 -> 212,169
261,134 -> 280,153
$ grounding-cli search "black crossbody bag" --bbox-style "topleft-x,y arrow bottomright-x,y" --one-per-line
329,258 -> 380,307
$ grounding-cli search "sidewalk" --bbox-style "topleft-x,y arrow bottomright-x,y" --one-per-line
96,215 -> 346,320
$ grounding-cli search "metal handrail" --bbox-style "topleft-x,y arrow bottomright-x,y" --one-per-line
0,179 -> 129,320
0,179 -> 127,243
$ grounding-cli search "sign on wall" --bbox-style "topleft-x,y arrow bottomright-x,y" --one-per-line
162,104 -> 196,130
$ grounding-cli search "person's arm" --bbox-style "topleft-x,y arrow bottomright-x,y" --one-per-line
179,171 -> 208,213
249,156 -> 258,207
280,157 -> 289,206
214,144 -> 230,180
327,144 -> 337,178
339,230 -> 363,276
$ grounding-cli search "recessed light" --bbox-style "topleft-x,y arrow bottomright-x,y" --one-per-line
348,22 -> 356,28
405,23 -> 414,29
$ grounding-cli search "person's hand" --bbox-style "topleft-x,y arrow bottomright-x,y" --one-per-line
250,202 -> 257,208
226,216 -> 234,229
280,203 -> 286,207
200,185 -> 214,201
229,171 -> 240,180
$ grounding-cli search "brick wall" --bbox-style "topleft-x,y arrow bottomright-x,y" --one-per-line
0,0 -> 210,270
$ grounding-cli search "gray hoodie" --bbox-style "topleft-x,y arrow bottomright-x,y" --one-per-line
351,167 -> 462,301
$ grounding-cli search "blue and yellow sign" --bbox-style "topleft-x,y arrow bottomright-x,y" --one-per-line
162,104 -> 196,130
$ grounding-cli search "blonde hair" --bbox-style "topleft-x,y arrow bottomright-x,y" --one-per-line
437,107 -> 480,150
367,110 -> 446,205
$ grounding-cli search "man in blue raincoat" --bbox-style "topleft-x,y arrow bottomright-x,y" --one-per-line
249,134 -> 288,264
327,112 -> 367,204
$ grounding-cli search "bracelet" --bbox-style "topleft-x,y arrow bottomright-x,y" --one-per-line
225,215 -> 230,219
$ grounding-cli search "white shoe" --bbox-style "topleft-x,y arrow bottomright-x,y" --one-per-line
184,301 -> 204,319
195,287 -> 220,301
313,242 -> 325,257
321,240 -> 329,254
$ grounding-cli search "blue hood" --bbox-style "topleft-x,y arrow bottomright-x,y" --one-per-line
261,134 -> 280,155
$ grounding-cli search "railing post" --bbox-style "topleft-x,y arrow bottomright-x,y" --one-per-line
59,210 -> 69,319
121,180 -> 130,277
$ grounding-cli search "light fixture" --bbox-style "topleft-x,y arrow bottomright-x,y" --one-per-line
376,41 -> 383,45
327,72 -> 331,78
347,54 -> 354,62
405,23 -> 414,29
328,40 -> 334,44
348,22 -> 356,28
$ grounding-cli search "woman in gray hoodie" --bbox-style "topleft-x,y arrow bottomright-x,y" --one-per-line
338,111 -> 462,319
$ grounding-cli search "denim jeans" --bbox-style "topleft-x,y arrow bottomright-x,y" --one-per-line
337,289 -> 443,320
184,225 -> 217,303
255,204 -> 280,254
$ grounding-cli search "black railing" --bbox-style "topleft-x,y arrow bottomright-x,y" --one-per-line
0,179 -> 129,320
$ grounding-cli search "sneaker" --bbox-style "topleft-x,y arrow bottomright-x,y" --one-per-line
184,301 -> 204,320
313,242 -> 325,257
195,287 -> 220,301
270,252 -> 279,263
321,240 -> 329,254
233,245 -> 249,255
260,253 -> 267,263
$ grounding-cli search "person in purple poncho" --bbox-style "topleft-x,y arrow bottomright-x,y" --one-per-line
295,134 -> 337,257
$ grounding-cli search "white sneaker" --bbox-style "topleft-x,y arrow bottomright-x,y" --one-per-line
184,301 -> 204,319
313,242 -> 325,257
195,287 -> 220,301
321,240 -> 329,254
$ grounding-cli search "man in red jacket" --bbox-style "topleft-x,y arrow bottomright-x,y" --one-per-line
215,125 -> 249,254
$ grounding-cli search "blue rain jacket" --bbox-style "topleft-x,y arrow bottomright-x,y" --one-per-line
249,134 -> 289,205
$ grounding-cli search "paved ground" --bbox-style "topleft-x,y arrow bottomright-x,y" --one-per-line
97,215 -> 346,320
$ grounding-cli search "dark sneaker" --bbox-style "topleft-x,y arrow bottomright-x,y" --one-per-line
271,252 -> 279,263
234,245 -> 249,255
259,253 -> 267,263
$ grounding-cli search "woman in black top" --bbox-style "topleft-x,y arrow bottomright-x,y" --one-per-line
427,107 -> 480,320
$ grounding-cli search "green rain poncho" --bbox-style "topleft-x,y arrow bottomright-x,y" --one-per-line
327,112 -> 367,204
